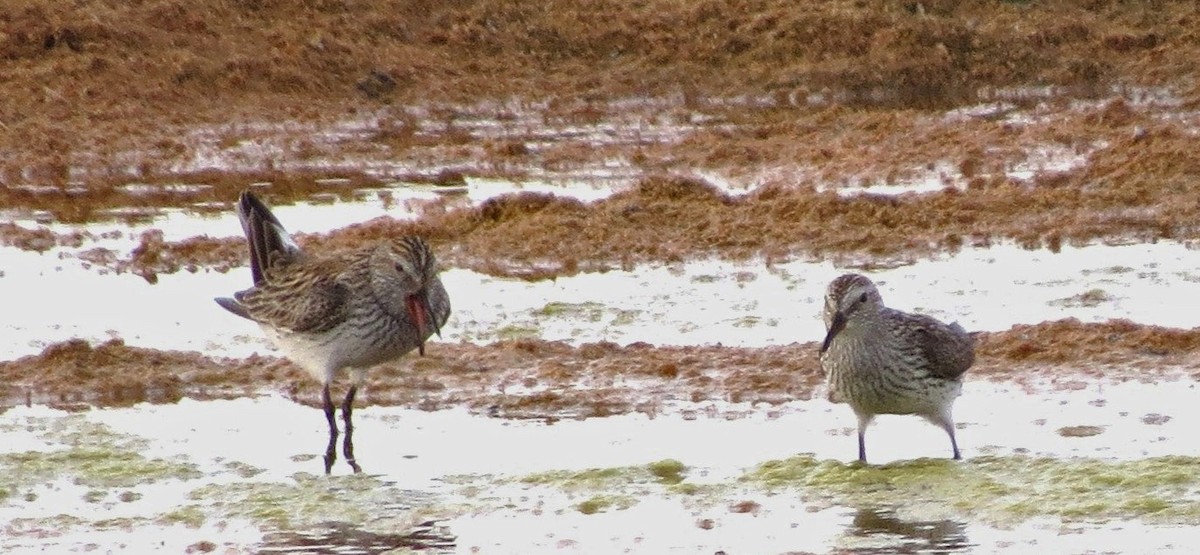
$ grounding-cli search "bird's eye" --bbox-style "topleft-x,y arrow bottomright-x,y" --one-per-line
858,292 -> 868,303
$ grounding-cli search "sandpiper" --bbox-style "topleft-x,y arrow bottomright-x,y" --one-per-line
819,273 -> 974,463
216,191 -> 451,473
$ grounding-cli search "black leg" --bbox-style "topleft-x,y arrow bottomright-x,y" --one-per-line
323,383 -> 338,474
855,413 -> 872,464
946,425 -> 962,460
342,384 -> 362,473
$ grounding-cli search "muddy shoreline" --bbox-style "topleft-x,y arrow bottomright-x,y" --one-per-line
3,319 -> 1194,416
10,169 -> 1200,282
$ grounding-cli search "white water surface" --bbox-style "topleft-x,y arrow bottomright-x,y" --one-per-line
2,377 -> 1196,554
2,236 -> 1199,360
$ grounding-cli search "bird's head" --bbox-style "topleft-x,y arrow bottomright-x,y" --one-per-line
373,236 -> 443,354
821,273 -> 883,353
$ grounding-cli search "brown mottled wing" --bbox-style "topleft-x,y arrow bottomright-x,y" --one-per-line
890,310 -> 975,380
234,262 -> 350,333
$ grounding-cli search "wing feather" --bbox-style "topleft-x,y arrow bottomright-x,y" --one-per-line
235,262 -> 350,333
890,310 -> 975,380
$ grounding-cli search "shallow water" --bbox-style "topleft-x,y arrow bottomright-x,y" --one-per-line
2,229 -> 1198,358
2,376 -> 1197,553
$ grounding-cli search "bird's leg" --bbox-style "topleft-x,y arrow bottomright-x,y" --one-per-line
855,411 -> 873,463
943,421 -> 962,460
929,412 -> 962,460
341,384 -> 362,473
322,383 -> 338,474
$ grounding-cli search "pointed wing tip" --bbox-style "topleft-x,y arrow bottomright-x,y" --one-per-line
237,189 -> 273,222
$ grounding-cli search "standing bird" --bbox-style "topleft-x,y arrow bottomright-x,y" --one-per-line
819,273 -> 974,463
215,191 -> 451,473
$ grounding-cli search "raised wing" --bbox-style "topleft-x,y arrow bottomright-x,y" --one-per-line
238,191 -> 303,286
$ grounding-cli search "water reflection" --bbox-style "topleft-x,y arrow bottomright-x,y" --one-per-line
843,506 -> 971,554
323,408 -> 362,475
258,520 -> 455,554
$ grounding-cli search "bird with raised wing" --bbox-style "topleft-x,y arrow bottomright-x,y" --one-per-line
216,191 -> 451,473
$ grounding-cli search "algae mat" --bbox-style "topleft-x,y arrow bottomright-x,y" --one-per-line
2,385 -> 1198,553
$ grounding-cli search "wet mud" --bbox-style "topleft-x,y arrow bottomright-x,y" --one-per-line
3,319 -> 1196,416
11,160 -> 1200,282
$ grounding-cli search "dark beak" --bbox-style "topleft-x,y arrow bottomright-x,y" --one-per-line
406,290 -> 441,356
821,311 -> 846,354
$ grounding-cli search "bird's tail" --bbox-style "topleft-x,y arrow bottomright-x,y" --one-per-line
238,191 -> 301,285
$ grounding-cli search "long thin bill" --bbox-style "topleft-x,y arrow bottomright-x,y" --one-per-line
407,294 -> 431,356
821,311 -> 846,354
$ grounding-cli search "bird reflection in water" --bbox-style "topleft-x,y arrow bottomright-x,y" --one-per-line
259,520 -> 455,554
844,506 -> 971,554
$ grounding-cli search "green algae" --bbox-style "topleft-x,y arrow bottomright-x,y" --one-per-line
161,505 -> 207,528
1050,288 -> 1113,308
4,448 -> 202,489
222,460 -> 266,478
610,309 -> 641,326
647,459 -> 687,485
531,302 -> 641,329
189,472 -> 443,532
513,459 -> 699,514
535,301 -> 605,322
0,415 -> 201,497
669,482 -> 705,496
495,324 -> 541,340
577,494 -> 637,514
521,459 -> 690,490
732,315 -> 761,328
6,514 -> 86,534
520,466 -> 627,489
744,454 -> 1200,524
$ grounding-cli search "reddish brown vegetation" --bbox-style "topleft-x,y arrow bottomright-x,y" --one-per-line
19,169 -> 1200,281
3,321 -> 1195,413
0,339 -> 264,408
3,0 -> 1199,196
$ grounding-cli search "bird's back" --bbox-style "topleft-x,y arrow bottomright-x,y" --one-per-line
884,309 -> 975,381
234,254 -> 355,334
